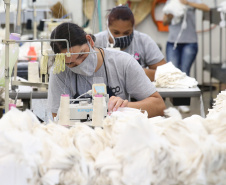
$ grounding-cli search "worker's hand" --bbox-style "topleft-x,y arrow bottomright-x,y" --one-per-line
163,14 -> 174,25
180,0 -> 188,5
108,96 -> 128,114
167,13 -> 174,19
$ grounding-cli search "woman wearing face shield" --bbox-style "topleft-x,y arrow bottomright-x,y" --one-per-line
94,5 -> 166,81
48,23 -> 166,119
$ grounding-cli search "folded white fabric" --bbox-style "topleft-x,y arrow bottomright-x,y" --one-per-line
154,62 -> 198,88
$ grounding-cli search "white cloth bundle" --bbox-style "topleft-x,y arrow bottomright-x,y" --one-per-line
2,103 -> 226,184
28,61 -> 39,83
154,62 -> 198,88
163,0 -> 187,25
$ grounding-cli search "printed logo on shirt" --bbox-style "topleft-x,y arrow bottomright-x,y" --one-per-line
133,52 -> 141,65
109,86 -> 121,96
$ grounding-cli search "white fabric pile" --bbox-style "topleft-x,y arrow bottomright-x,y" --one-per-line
1,100 -> 226,184
207,89 -> 226,118
90,107 -> 226,185
0,108 -> 91,185
163,0 -> 187,25
154,62 -> 198,88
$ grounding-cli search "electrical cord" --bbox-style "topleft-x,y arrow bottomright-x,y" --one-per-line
71,90 -> 92,103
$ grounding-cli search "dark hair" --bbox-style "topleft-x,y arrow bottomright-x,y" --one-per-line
50,22 -> 96,53
108,6 -> 134,26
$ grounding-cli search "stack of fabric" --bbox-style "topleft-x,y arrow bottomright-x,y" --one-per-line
154,62 -> 198,88
0,91 -> 226,184
207,90 -> 226,118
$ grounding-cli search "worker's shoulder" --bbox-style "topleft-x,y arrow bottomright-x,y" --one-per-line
105,48 -> 132,57
104,48 -> 135,63
134,30 -> 154,42
94,30 -> 108,38
50,66 -> 74,79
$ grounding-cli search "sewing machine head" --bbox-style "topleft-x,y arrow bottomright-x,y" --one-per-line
69,83 -> 108,122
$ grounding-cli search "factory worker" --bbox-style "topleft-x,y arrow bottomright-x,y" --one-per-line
163,0 -> 209,76
163,0 -> 209,113
94,5 -> 166,81
48,23 -> 166,119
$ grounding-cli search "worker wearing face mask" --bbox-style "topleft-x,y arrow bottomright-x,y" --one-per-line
48,23 -> 166,119
94,5 -> 166,81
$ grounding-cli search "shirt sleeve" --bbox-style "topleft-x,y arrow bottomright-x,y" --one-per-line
141,33 -> 165,66
47,68 -> 71,114
125,57 -> 157,101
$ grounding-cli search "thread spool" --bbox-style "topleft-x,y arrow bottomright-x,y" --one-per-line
92,95 -> 105,127
27,46 -> 37,61
9,104 -> 16,110
58,94 -> 70,125
28,61 -> 39,83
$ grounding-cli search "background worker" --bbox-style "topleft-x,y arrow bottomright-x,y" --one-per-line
163,0 -> 209,75
163,0 -> 209,113
94,5 -> 166,81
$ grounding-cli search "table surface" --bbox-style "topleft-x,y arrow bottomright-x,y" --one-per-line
156,87 -> 201,98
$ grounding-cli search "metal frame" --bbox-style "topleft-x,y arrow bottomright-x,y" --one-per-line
3,0 -> 97,113
202,8 -> 226,105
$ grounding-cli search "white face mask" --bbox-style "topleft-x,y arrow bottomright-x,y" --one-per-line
69,42 -> 98,76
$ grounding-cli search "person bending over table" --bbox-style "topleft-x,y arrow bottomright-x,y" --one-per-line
48,22 -> 166,119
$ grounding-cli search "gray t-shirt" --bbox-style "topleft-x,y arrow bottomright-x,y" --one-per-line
167,0 -> 202,43
94,30 -> 164,68
48,48 -> 157,113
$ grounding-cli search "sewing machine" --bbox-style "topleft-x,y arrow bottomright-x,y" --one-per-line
69,83 -> 108,122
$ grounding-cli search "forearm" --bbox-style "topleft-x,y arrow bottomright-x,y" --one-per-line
127,93 -> 166,118
185,1 -> 210,11
143,68 -> 155,81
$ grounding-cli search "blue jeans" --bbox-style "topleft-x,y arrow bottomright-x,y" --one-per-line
166,42 -> 198,76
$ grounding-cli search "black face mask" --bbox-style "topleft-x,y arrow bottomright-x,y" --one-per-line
114,32 -> 134,49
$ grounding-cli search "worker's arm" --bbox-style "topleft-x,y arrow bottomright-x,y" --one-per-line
143,59 -> 166,81
108,92 -> 166,118
180,0 -> 210,11
163,13 -> 174,26
127,92 -> 166,117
